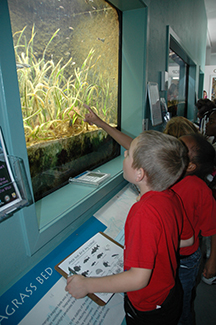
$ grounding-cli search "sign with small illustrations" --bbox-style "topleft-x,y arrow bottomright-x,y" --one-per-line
55,232 -> 124,305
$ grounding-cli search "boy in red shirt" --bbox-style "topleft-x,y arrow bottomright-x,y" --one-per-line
66,131 -> 193,325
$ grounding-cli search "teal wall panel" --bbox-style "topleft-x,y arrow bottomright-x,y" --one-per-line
146,0 -> 207,83
121,8 -> 147,138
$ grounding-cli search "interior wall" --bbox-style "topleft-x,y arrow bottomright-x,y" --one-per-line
206,48 -> 216,66
145,0 -> 207,84
142,0 -> 207,125
121,8 -> 147,138
211,54 -> 216,65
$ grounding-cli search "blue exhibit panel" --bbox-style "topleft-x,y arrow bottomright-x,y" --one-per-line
0,217 -> 106,324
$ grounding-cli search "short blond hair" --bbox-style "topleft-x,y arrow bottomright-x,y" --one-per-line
132,130 -> 188,191
163,116 -> 198,138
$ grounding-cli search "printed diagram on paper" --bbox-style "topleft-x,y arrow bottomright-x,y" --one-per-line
58,233 -> 124,303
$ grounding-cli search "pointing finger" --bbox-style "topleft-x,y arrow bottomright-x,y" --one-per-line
83,103 -> 92,112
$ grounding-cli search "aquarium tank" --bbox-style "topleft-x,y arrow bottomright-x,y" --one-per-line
8,0 -> 120,201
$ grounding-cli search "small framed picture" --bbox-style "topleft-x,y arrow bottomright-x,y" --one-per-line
210,75 -> 216,101
0,128 -> 22,216
147,82 -> 163,126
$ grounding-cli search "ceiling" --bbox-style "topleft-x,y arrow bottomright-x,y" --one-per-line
204,0 -> 216,54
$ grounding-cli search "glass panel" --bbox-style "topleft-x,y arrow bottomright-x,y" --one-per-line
8,0 -> 120,201
168,49 -> 188,117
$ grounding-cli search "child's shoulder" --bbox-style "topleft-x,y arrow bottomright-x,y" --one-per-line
174,175 -> 206,187
133,190 -> 178,218
140,189 -> 178,204
172,175 -> 210,194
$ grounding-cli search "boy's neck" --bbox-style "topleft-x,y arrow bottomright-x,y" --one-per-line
138,183 -> 152,197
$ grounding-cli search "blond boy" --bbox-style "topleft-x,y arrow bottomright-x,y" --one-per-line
66,131 -> 193,325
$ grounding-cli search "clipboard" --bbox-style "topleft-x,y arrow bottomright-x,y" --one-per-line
55,232 -> 124,306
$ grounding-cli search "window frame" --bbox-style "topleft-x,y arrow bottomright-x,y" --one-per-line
168,48 -> 189,117
166,26 -> 197,121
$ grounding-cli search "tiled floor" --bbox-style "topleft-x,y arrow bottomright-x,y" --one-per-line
195,279 -> 216,325
194,241 -> 216,325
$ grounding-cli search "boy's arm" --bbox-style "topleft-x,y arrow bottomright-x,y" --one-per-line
65,267 -> 152,299
179,235 -> 194,248
83,104 -> 133,150
203,233 -> 216,279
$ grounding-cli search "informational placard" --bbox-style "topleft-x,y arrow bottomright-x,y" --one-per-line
0,217 -> 126,325
55,232 -> 124,305
0,128 -> 22,216
18,277 -> 125,325
147,82 -> 163,126
0,217 -> 115,325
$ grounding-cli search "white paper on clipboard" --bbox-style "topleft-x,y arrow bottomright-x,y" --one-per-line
55,232 -> 124,305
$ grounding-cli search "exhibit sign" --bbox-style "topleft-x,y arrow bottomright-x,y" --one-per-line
0,217 -> 125,325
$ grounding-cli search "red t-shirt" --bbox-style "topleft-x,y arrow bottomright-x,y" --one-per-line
124,189 -> 192,311
172,175 -> 216,256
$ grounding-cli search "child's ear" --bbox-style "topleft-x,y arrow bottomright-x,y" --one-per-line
136,168 -> 145,182
186,161 -> 197,173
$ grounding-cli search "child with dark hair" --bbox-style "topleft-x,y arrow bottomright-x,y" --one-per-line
196,99 -> 216,134
180,133 -> 215,184
206,108 -> 216,150
172,133 -> 216,325
196,98 -> 215,119
66,131 -> 193,325
205,109 -> 216,195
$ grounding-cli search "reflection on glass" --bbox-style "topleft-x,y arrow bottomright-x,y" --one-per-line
8,0 -> 120,201
168,49 -> 187,117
